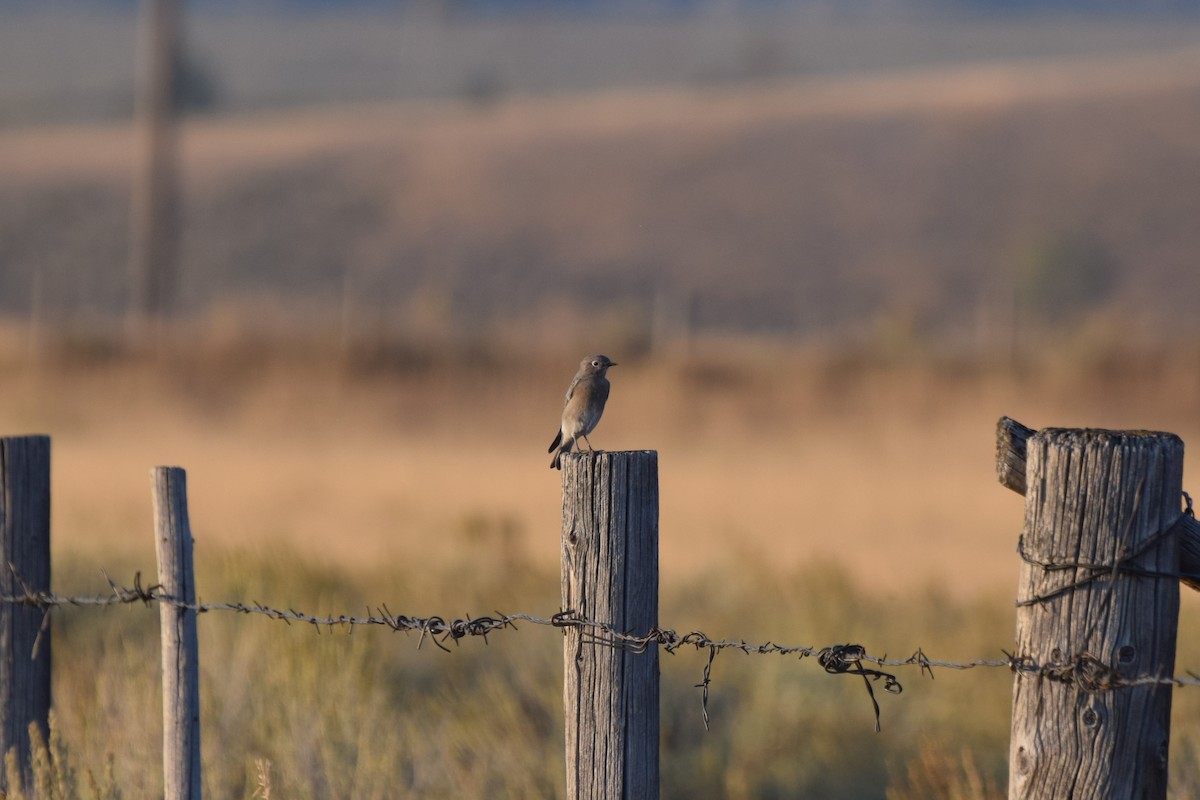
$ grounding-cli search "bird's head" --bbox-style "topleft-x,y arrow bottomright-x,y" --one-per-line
581,354 -> 617,375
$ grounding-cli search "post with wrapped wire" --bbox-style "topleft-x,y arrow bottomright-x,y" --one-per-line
153,467 -> 202,800
560,450 -> 659,800
0,436 -> 51,791
1008,427 -> 1184,800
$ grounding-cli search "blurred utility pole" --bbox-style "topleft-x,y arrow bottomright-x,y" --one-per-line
26,264 -> 43,365
128,0 -> 181,340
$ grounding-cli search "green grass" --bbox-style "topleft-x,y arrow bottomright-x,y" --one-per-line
21,545 -> 1200,798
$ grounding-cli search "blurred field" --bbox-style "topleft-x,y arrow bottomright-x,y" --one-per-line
5,335 -> 1200,594
3,30 -> 1200,596
7,8 -> 1200,125
5,43 -> 1200,342
4,338 -> 1200,797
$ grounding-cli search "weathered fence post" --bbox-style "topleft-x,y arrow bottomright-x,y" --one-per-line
560,451 -> 659,800
0,436 -> 51,789
1009,428 -> 1183,800
153,467 -> 202,800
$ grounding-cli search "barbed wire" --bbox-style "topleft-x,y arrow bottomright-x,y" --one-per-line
5,567 -> 1200,732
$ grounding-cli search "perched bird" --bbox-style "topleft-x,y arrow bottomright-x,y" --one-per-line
549,354 -> 617,469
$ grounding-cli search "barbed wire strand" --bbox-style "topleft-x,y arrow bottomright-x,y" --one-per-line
6,567 -> 1200,732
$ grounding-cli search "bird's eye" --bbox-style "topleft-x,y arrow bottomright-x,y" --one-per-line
592,360 -> 600,367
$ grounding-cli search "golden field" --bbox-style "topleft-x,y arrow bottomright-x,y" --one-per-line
6,335 -> 1199,595
3,335 -> 1200,797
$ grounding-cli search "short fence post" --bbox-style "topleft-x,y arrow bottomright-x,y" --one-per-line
1009,428 -> 1183,800
0,436 -> 51,789
152,467 -> 202,800
560,451 -> 659,800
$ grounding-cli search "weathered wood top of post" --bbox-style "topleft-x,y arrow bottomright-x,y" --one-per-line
996,416 -> 1200,591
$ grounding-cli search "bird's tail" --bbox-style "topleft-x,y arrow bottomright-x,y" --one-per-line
550,438 -> 573,470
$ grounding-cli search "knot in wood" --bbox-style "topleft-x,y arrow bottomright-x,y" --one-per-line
1014,745 -> 1032,776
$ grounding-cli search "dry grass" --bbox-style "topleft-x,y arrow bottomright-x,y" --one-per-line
3,336 -> 1200,796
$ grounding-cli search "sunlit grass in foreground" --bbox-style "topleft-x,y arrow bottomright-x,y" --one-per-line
29,544 -> 1200,799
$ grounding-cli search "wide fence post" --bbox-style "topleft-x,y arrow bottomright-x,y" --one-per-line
153,467 -> 202,800
0,436 -> 51,789
1008,428 -> 1183,800
560,451 -> 659,800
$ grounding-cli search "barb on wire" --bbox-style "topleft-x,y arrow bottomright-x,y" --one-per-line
695,645 -> 717,731
818,644 -> 902,733
5,563 -> 53,660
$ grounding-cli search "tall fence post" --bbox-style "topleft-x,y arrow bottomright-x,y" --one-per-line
0,436 -> 51,789
1009,428 -> 1183,800
560,451 -> 659,800
153,467 -> 202,800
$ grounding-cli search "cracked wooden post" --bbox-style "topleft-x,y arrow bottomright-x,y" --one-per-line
1009,428 -> 1183,800
996,416 -> 1200,590
153,467 -> 202,800
560,451 -> 659,800
998,417 -> 1200,592
0,436 -> 51,791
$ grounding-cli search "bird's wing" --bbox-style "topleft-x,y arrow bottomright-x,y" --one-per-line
564,375 -> 583,403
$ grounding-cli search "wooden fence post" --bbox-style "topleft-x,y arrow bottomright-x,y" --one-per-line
1009,428 -> 1183,800
0,436 -> 51,789
560,451 -> 659,800
153,467 -> 202,800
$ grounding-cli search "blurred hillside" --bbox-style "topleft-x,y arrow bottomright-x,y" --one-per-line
2,7 -> 1200,350
6,5 -> 1200,125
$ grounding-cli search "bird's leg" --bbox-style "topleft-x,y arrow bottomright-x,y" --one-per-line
580,434 -> 594,452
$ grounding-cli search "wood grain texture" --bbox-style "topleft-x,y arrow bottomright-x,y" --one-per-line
561,451 -> 659,800
153,467 -> 202,800
996,416 -> 1200,590
1009,429 -> 1182,800
996,416 -> 1037,497
0,436 -> 51,790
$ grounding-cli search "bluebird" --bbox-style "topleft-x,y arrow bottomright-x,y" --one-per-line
549,354 -> 617,469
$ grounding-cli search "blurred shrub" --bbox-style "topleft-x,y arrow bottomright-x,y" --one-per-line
1016,232 -> 1117,324
173,49 -> 221,114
